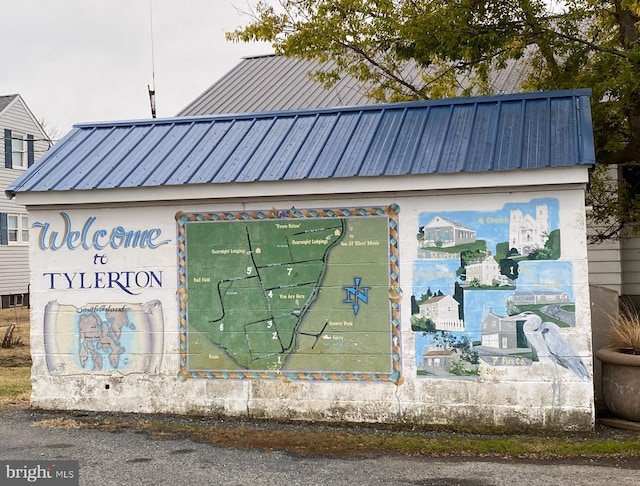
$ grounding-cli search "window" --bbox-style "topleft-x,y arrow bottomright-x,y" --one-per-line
21,215 -> 29,242
4,129 -> 34,169
6,214 -> 28,244
9,294 -> 24,307
8,215 -> 18,242
11,132 -> 26,168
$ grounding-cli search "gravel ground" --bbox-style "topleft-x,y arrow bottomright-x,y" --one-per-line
2,407 -> 640,486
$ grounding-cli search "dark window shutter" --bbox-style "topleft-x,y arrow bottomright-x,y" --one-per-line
27,134 -> 35,167
0,213 -> 7,245
4,129 -> 12,169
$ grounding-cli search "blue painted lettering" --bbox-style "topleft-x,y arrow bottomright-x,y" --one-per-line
32,212 -> 170,251
43,270 -> 163,295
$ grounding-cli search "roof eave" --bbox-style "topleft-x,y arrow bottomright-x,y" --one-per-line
11,166 -> 591,208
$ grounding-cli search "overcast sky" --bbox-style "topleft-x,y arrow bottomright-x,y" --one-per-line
0,0 -> 273,139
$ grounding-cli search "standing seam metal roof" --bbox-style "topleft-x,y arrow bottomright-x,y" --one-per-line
177,54 -> 529,116
6,89 -> 595,198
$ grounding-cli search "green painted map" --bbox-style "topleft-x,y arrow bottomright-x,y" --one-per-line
178,208 -> 398,378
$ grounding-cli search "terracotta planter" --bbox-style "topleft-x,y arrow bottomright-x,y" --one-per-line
596,346 -> 640,422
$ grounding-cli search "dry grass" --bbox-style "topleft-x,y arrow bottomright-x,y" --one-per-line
608,302 -> 640,354
0,366 -> 30,405
33,417 -> 84,429
0,305 -> 30,327
0,306 -> 31,407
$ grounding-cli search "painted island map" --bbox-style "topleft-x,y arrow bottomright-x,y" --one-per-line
176,206 -> 400,381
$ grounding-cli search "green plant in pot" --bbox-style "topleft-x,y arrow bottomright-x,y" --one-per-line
595,302 -> 640,422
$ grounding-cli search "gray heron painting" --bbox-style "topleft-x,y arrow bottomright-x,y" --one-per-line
520,312 -> 589,379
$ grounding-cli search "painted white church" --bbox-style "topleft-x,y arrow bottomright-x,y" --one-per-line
508,205 -> 549,256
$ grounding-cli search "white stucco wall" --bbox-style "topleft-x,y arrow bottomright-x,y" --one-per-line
25,181 -> 595,430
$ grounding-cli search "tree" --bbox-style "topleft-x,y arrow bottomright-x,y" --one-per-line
228,0 -> 640,241
410,314 -> 436,332
37,118 -> 62,147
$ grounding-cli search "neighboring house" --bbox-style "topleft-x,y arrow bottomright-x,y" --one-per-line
178,54 -> 528,116
0,94 -> 50,308
177,54 -> 635,306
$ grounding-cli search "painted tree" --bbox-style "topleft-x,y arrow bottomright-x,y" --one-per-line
228,0 -> 640,241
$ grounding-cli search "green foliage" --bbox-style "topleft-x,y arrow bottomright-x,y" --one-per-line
506,300 -> 521,316
415,289 -> 433,304
495,241 -> 509,261
229,1 -> 640,241
456,249 -> 486,280
410,314 -> 436,332
410,294 -> 420,315
587,163 -> 640,242
448,357 -> 480,376
432,331 -> 479,365
499,257 -> 519,280
527,229 -> 561,260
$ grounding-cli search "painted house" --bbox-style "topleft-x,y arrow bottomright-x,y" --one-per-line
420,216 -> 477,248
464,251 -> 505,287
481,312 -> 522,350
0,94 -> 50,308
8,90 -> 596,429
418,295 -> 464,331
422,348 -> 454,372
507,290 -> 570,305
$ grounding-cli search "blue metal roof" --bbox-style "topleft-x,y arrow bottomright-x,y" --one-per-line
6,90 -> 595,198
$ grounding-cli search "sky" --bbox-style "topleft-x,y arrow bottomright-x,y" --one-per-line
0,0 -> 274,140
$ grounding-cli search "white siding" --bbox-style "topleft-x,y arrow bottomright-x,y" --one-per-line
584,165 -> 625,296
0,245 -> 29,294
1,95 -> 50,300
622,236 -> 640,296
587,239 -> 622,294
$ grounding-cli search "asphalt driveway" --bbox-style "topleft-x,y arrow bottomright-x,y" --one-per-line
1,408 -> 639,486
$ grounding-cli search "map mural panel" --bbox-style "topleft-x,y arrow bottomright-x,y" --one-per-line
412,198 -> 588,379
43,300 -> 164,375
176,206 -> 401,382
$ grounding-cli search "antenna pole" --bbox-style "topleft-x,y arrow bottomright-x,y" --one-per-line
148,0 -> 157,118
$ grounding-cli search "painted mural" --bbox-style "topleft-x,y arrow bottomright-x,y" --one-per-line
175,205 -> 401,382
32,211 -> 171,376
412,198 -> 589,379
43,300 -> 164,375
